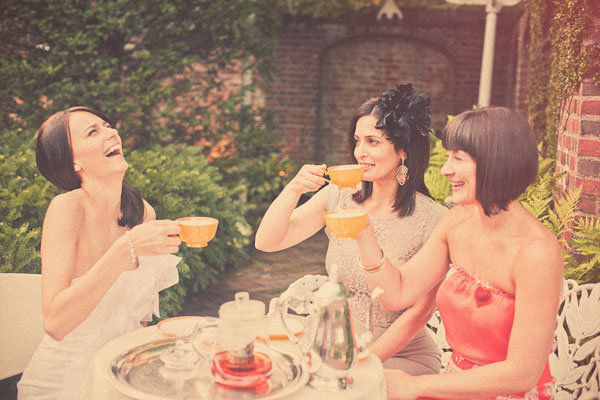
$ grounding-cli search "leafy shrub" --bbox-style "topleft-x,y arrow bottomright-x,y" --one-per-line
424,132 -> 452,204
0,127 -> 56,273
520,153 -> 600,283
124,144 -> 252,316
215,154 -> 299,232
0,0 -> 280,145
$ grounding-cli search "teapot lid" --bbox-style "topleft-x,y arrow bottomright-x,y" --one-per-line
219,292 -> 265,320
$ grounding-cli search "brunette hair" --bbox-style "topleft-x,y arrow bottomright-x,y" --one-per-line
442,106 -> 538,216
348,97 -> 432,217
35,106 -> 144,228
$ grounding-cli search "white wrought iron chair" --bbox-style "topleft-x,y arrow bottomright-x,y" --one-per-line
0,273 -> 45,380
425,309 -> 452,369
550,279 -> 600,399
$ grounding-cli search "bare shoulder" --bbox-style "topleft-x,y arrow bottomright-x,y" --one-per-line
42,190 -> 84,248
142,199 -> 156,222
439,204 -> 472,230
45,190 -> 84,228
514,219 -> 563,281
520,231 -> 562,269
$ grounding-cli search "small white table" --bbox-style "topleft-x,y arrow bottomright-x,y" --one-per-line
80,324 -> 386,400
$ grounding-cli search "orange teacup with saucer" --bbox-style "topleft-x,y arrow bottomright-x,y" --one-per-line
324,209 -> 367,239
177,217 -> 219,248
325,164 -> 365,189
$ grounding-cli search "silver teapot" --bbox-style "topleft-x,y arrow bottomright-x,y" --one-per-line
270,275 -> 378,391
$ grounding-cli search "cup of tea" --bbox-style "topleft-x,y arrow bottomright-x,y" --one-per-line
326,164 -> 365,188
177,217 -> 219,248
324,209 -> 367,239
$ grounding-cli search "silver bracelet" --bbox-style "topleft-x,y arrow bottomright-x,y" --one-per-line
124,230 -> 138,266
361,252 -> 386,274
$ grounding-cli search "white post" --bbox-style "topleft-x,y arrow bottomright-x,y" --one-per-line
478,0 -> 502,107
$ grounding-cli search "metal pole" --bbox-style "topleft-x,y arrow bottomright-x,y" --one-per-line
478,0 -> 502,107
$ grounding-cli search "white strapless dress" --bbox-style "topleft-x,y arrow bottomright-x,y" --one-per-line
17,254 -> 180,400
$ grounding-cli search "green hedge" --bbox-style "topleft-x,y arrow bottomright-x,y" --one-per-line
0,129 -> 56,274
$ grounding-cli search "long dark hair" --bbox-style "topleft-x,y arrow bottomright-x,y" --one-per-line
443,106 -> 538,216
348,85 -> 432,217
35,106 -> 144,228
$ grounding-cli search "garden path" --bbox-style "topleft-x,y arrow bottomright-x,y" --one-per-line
181,230 -> 328,317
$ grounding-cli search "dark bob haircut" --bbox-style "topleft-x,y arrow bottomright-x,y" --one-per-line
36,106 -> 144,228
442,106 -> 538,216
348,98 -> 432,217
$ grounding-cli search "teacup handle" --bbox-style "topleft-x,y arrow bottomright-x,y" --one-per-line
322,169 -> 332,184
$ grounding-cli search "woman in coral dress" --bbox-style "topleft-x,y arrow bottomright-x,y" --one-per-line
357,107 -> 562,399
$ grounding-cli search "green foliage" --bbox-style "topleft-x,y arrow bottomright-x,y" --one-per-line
519,154 -> 600,283
0,0 -> 280,146
0,222 -> 41,274
544,186 -> 581,246
0,127 -> 56,273
216,154 -> 300,231
523,0 -> 600,158
520,150 -> 559,221
282,0 -> 454,17
424,131 -> 452,204
124,144 -> 252,316
565,217 -> 600,282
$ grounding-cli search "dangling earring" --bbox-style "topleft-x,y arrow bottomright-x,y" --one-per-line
73,163 -> 82,172
396,158 -> 409,186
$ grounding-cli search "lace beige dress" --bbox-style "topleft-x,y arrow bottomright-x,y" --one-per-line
324,185 -> 447,375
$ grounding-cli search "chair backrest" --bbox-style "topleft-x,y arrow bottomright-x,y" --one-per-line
426,310 -> 452,369
0,273 -> 45,380
550,279 -> 600,400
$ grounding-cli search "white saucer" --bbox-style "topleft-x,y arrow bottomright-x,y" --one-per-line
156,316 -> 217,338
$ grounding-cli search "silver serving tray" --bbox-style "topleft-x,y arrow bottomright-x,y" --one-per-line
107,339 -> 309,400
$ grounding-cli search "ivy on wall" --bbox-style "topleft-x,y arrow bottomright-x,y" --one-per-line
524,0 -> 600,158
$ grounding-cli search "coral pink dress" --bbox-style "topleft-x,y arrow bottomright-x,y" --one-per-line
425,264 -> 554,400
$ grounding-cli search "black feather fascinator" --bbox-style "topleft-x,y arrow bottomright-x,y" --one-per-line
374,83 -> 432,144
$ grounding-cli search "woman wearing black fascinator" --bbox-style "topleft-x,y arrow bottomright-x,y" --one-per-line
255,84 -> 447,375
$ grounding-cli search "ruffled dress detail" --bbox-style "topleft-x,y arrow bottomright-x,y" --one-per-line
424,265 -> 555,400
17,254 -> 181,400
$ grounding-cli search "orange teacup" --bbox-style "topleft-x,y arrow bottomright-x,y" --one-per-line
324,209 -> 367,239
326,164 -> 365,188
177,217 -> 219,248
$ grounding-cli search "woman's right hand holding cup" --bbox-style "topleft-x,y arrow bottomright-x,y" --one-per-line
288,164 -> 327,195
127,220 -> 182,256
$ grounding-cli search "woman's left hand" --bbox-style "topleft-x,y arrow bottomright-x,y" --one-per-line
384,369 -> 421,400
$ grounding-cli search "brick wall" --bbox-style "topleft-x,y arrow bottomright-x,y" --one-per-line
555,8 -> 600,218
264,8 -> 523,164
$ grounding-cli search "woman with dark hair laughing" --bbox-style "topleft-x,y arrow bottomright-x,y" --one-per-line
18,107 -> 182,399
